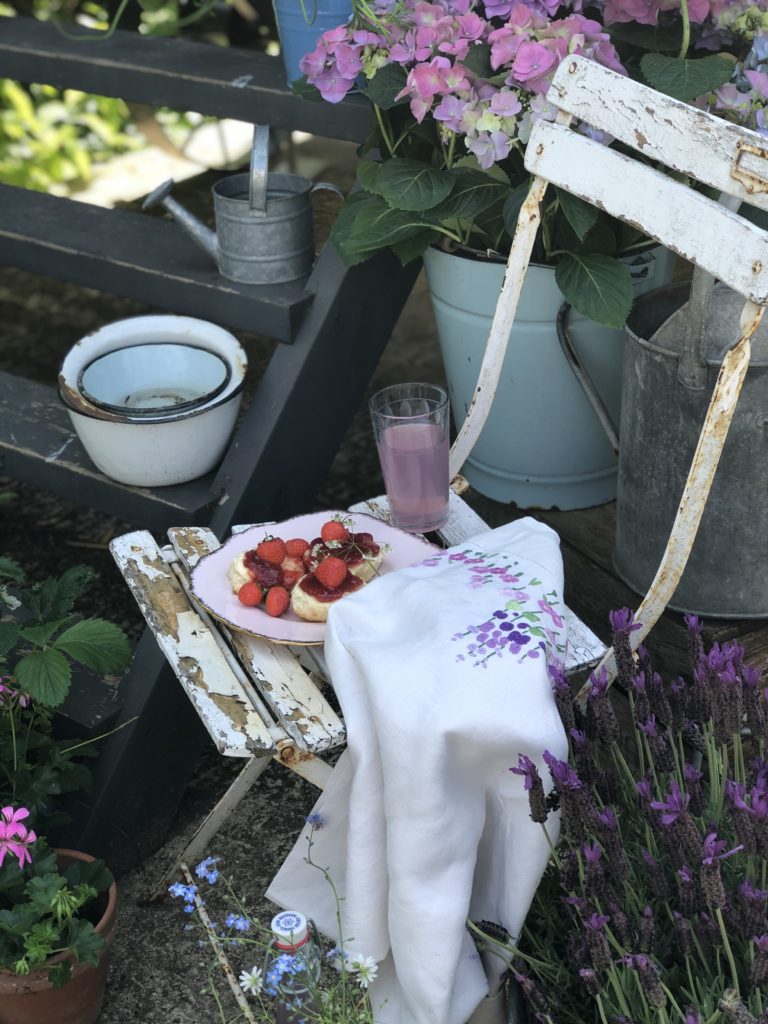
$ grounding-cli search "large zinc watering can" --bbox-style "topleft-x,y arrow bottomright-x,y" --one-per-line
142,126 -> 343,285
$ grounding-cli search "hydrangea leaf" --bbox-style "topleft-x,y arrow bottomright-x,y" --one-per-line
15,648 -> 71,707
640,54 -> 733,102
555,252 -> 634,328
429,167 -> 508,220
288,76 -> 323,101
363,65 -> 408,109
502,179 -> 534,238
555,188 -> 598,242
52,618 -> 131,673
389,227 -> 442,265
462,42 -> 493,79
376,158 -> 455,212
357,159 -> 383,195
606,22 -> 681,52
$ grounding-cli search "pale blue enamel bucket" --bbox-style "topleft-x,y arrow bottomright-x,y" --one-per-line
274,0 -> 352,85
424,246 -> 677,510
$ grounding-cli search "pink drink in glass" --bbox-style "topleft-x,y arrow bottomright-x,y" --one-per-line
376,421 -> 449,532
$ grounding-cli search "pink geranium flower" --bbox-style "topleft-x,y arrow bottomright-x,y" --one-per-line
0,808 -> 36,869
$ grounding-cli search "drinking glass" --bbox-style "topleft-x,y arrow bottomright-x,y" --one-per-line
369,382 -> 450,534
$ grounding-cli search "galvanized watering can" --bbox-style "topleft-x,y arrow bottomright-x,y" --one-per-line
610,280 -> 768,618
142,126 -> 343,285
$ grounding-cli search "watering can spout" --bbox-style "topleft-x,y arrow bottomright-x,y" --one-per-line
142,179 -> 218,263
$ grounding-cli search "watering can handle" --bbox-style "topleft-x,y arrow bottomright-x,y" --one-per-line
249,125 -> 270,213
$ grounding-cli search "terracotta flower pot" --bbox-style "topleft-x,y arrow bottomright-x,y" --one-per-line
0,849 -> 118,1024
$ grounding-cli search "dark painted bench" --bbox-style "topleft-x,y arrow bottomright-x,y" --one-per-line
0,16 -> 419,870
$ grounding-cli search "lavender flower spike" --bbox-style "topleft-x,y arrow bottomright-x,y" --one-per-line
510,754 -> 549,823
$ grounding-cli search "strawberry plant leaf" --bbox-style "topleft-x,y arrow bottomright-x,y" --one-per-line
0,557 -> 23,583
53,619 -> 131,673
15,649 -> 71,707
0,622 -> 18,658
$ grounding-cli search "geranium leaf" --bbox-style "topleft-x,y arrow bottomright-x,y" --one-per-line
555,188 -> 598,242
376,158 -> 454,211
555,253 -> 634,328
67,919 -> 105,967
52,618 -> 131,673
65,859 -> 113,893
363,65 -> 408,109
15,649 -> 71,707
640,54 -> 733,102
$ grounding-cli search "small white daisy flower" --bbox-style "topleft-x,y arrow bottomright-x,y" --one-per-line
239,966 -> 264,996
349,953 -> 378,988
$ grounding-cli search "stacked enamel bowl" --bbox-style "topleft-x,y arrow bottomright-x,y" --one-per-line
58,315 -> 247,487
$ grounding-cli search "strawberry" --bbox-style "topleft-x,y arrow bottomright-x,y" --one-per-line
320,519 -> 350,543
256,537 -> 287,566
265,586 -> 290,617
314,556 -> 347,590
285,537 -> 310,557
237,581 -> 263,607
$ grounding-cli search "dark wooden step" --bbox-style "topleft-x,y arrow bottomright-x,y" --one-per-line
0,184 -> 313,340
0,371 -> 223,530
0,16 -> 372,142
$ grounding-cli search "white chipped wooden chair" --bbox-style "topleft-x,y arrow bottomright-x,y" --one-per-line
451,55 -> 768,698
111,491 -> 604,900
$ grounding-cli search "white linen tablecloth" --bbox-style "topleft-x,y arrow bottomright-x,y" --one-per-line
267,517 -> 568,1024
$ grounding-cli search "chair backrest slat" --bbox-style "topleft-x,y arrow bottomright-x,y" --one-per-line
547,56 -> 768,211
525,120 -> 768,303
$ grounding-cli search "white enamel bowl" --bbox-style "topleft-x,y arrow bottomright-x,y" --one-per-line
78,342 -> 230,417
58,315 -> 247,487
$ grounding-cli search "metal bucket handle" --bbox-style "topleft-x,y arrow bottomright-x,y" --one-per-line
556,303 -> 620,453
249,125 -> 270,214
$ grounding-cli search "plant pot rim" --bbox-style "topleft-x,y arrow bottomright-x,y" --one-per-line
0,848 -> 118,996
427,239 -> 661,269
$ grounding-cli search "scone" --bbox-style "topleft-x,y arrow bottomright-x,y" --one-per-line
290,571 -> 364,622
304,532 -> 384,583
228,549 -> 303,594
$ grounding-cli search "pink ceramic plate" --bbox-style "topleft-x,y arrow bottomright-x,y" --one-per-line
190,510 -> 440,645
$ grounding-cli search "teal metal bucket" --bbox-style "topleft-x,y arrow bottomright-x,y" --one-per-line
273,0 -> 352,84
423,246 -> 676,510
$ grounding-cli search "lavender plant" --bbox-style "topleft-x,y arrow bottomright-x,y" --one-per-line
507,610 -> 768,1024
